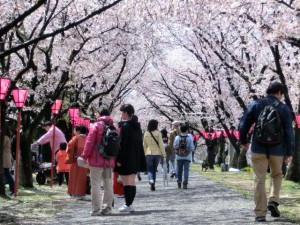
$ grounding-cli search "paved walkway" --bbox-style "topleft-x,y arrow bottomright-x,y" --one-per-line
21,171 -> 295,225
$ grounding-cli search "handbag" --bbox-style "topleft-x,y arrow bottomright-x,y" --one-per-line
77,156 -> 89,168
65,138 -> 77,164
117,175 -> 123,185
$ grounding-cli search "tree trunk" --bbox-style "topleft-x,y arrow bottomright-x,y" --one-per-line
237,150 -> 248,169
0,105 -> 4,195
285,98 -> 300,182
285,126 -> 300,182
19,136 -> 33,187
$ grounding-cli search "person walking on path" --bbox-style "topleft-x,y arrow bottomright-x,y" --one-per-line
67,125 -> 89,200
143,119 -> 166,191
3,127 -> 14,195
239,81 -> 294,222
168,121 -> 181,178
55,142 -> 70,186
205,133 -> 217,170
163,137 -> 171,173
114,104 -> 147,212
81,109 -> 116,216
173,124 -> 195,189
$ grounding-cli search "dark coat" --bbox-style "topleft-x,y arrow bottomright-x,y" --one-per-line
239,95 -> 294,156
114,119 -> 147,175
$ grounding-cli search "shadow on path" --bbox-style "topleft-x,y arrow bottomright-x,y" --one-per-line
18,172 -> 296,225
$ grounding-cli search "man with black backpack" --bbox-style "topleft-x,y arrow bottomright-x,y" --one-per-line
173,123 -> 195,189
239,82 -> 294,222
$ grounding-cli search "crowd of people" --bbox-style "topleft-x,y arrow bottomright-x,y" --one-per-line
3,81 -> 294,223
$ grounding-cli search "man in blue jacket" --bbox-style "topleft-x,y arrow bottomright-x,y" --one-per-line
173,124 -> 195,189
239,82 -> 294,222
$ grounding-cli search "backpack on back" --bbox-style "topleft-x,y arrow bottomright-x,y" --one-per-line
175,135 -> 190,156
255,99 -> 283,145
98,122 -> 120,158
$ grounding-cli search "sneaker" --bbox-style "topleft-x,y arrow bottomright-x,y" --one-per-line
78,196 -> 91,201
177,182 -> 182,189
118,204 -> 135,212
268,201 -> 280,217
90,210 -> 101,216
170,172 -> 176,178
183,184 -> 188,189
150,182 -> 155,191
255,216 -> 266,222
100,207 -> 112,215
137,175 -> 142,181
127,205 -> 135,212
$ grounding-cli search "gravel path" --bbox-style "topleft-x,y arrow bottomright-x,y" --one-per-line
19,172 -> 296,225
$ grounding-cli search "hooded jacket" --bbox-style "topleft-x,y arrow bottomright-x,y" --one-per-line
81,116 -> 116,168
114,118 -> 147,175
56,150 -> 71,172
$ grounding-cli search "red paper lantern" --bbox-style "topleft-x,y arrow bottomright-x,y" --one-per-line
51,100 -> 62,115
68,108 -> 79,123
12,89 -> 28,108
296,114 -> 300,128
84,119 -> 90,128
0,78 -> 10,100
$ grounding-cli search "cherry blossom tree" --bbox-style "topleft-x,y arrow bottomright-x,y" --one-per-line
136,0 -> 300,178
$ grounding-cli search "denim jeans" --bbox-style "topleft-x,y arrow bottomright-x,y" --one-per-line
146,155 -> 161,183
169,153 -> 176,174
4,168 -> 14,193
177,159 -> 191,184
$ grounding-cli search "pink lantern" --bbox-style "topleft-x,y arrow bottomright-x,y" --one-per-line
74,117 -> 83,126
79,117 -> 84,125
12,89 -> 28,108
51,100 -> 62,115
84,119 -> 90,128
296,114 -> 300,128
233,130 -> 240,140
222,130 -> 228,138
0,78 -> 10,100
215,130 -> 223,138
68,108 -> 79,123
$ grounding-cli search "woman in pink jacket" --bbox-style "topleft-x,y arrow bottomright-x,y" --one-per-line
81,110 -> 116,216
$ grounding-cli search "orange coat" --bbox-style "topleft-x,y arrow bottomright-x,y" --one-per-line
67,134 -> 89,196
55,150 -> 71,172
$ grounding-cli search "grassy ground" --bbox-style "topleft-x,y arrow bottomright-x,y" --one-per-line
0,180 -> 70,224
191,163 -> 300,223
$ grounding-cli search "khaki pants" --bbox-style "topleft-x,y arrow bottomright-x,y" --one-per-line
90,166 -> 113,212
251,153 -> 283,217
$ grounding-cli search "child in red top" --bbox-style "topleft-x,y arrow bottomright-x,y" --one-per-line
56,142 -> 70,186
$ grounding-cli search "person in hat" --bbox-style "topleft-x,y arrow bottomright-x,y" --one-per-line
168,121 -> 181,178
114,104 -> 147,212
239,82 -> 294,222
